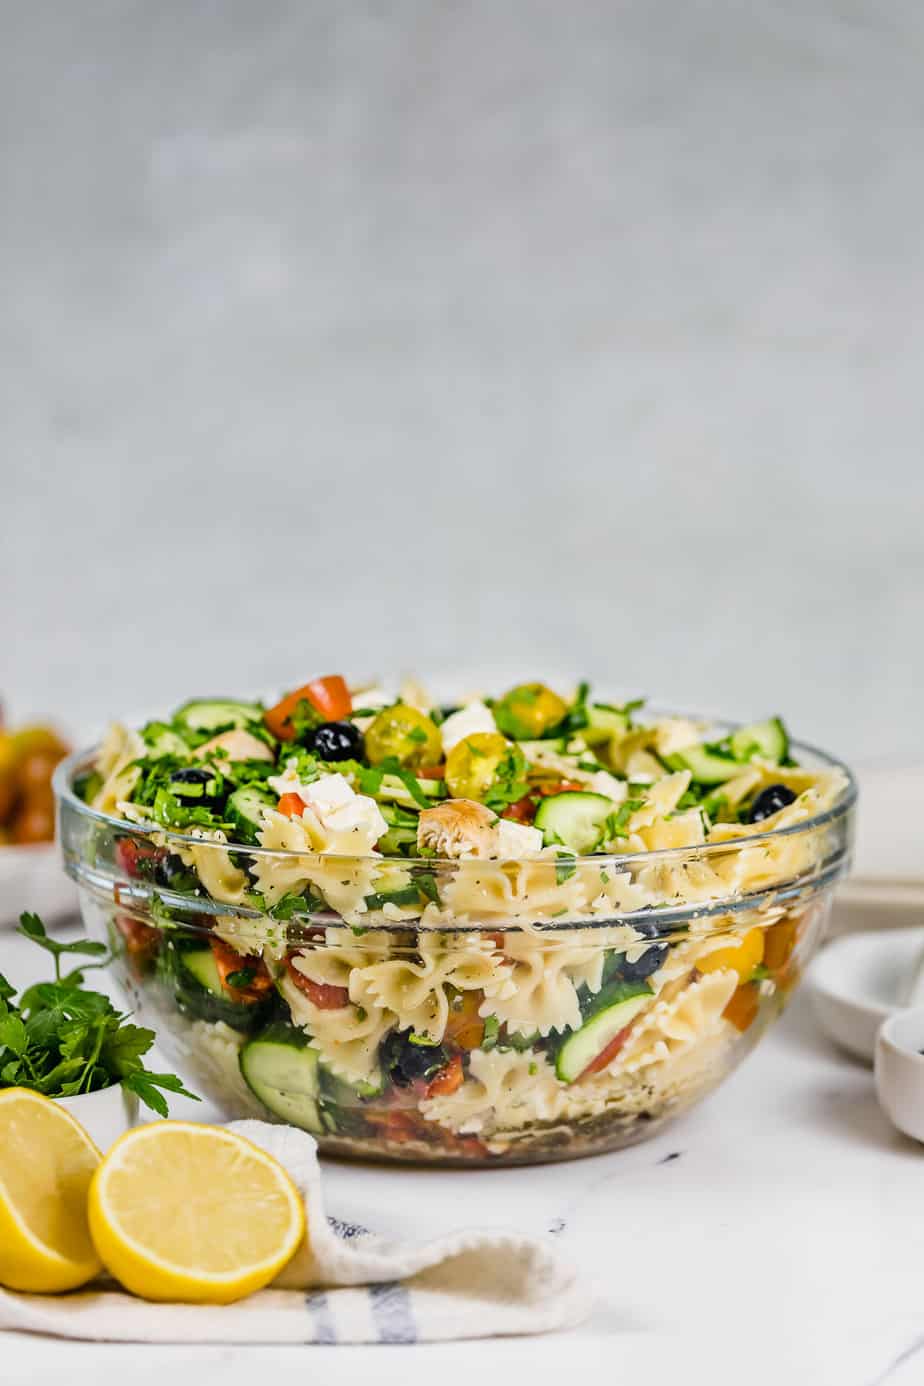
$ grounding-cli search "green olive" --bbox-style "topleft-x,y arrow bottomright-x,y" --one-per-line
365,704 -> 442,768
445,732 -> 510,800
493,683 -> 568,740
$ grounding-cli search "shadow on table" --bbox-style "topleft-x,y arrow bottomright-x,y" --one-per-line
772,989 -> 867,1068
771,994 -> 922,1154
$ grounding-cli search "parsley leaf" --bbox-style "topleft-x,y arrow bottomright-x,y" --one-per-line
1,913 -> 198,1116
122,1070 -> 198,1119
225,969 -> 255,989
482,745 -> 530,814
17,913 -> 108,981
555,852 -> 577,885
416,871 -> 442,906
604,798 -> 645,841
374,758 -> 433,809
559,681 -> 591,736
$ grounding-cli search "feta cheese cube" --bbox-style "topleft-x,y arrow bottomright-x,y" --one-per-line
302,773 -> 356,814
325,794 -> 387,840
440,701 -> 498,753
493,818 -> 544,858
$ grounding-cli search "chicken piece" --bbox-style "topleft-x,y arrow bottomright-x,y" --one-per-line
417,798 -> 498,859
193,729 -> 273,762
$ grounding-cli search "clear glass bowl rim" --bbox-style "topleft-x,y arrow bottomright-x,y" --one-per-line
53,727 -> 857,872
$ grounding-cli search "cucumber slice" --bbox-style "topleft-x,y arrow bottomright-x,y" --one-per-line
375,803 -> 420,855
171,946 -> 269,1033
556,981 -> 653,1083
729,717 -> 789,765
174,699 -> 264,735
181,948 -> 225,993
141,722 -> 190,758
240,1022 -> 322,1133
582,705 -> 630,748
534,791 -> 615,853
364,883 -> 422,910
226,784 -> 275,845
373,773 -> 447,810
319,1064 -> 384,1103
664,744 -> 745,786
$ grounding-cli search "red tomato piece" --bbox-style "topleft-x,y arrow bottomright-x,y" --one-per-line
114,837 -> 164,879
115,912 -> 161,959
264,676 -> 352,740
209,936 -> 274,1001
579,1023 -> 633,1078
425,1053 -> 464,1098
502,794 -> 536,824
285,954 -> 349,1009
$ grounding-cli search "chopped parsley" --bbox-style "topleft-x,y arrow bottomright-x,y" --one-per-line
555,852 -> 578,885
224,969 -> 255,989
482,745 -> 530,814
416,871 -> 442,906
604,798 -> 645,841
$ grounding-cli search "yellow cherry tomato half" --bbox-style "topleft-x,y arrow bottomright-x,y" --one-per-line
365,705 -> 442,769
697,927 -> 765,981
493,683 -> 568,740
445,732 -> 511,801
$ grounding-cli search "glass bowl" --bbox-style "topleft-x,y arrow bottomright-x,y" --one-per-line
54,736 -> 855,1166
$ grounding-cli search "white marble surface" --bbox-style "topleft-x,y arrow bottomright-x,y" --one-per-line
2,917 -> 924,1385
2,3 -> 924,767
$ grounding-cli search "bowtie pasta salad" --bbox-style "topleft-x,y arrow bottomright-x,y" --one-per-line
58,675 -> 854,1164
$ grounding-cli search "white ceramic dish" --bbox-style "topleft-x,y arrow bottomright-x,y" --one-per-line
806,928 -> 924,1064
55,1083 -> 139,1152
0,841 -> 76,929
875,1009 -> 924,1144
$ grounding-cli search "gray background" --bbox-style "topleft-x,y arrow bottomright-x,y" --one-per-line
2,1 -> 921,764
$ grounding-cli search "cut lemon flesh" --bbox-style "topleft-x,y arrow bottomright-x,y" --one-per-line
0,1087 -> 103,1292
88,1122 -> 305,1303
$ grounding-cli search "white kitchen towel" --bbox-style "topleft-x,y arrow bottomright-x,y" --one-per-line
0,1120 -> 588,1344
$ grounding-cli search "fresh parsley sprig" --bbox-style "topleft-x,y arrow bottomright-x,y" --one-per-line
0,913 -> 198,1118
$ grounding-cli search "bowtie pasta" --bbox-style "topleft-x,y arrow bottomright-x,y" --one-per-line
60,674 -> 854,1163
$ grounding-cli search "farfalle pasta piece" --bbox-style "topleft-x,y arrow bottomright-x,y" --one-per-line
647,929 -> 751,989
279,973 -> 395,1086
614,969 -> 738,1075
478,930 -> 606,1036
439,851 -> 628,925
288,928 -> 399,993
638,807 -> 707,852
91,723 -> 145,817
421,1049 -> 571,1134
252,806 -> 382,922
573,1023 -> 737,1122
627,771 -> 692,832
354,931 -> 513,1040
175,828 -> 250,906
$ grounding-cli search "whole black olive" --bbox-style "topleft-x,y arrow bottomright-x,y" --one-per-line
381,1029 -> 450,1087
620,943 -> 668,982
309,720 -> 364,762
748,784 -> 797,823
169,766 -> 224,809
602,921 -> 668,984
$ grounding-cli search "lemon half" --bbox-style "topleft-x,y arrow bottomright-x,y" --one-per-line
0,1087 -> 103,1292
88,1122 -> 305,1303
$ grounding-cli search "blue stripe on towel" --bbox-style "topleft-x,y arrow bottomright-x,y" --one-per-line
328,1216 -> 370,1241
304,1290 -> 337,1344
369,1281 -> 416,1344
